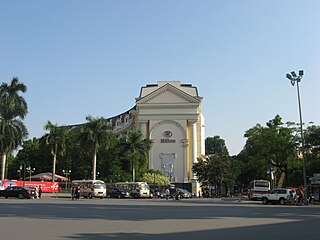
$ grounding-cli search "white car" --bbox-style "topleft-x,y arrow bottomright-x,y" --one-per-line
261,188 -> 293,205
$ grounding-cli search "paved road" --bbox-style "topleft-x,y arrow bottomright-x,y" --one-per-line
1,197 -> 319,240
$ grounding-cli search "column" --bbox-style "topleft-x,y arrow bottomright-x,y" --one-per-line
189,120 -> 198,178
181,139 -> 189,182
140,121 -> 148,138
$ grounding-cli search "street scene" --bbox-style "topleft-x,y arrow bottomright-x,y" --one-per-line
1,196 -> 320,240
1,1 -> 320,239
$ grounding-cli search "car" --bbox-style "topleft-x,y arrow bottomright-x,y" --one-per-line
0,186 -> 36,199
177,188 -> 192,198
261,188 -> 293,205
107,188 -> 131,198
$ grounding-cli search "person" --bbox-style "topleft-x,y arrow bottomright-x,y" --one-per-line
165,188 -> 170,200
154,187 -> 159,199
38,186 -> 42,199
76,186 -> 81,200
34,186 -> 39,199
173,188 -> 180,201
296,187 -> 304,205
286,190 -> 295,205
71,186 -> 75,200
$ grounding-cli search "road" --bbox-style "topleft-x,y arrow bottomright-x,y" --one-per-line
0,197 -> 319,240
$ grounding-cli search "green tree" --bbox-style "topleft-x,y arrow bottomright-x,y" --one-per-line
80,116 -> 112,180
44,121 -> 69,182
193,154 -> 235,196
205,136 -> 229,156
124,130 -> 153,182
8,137 -> 52,179
239,115 -> 297,187
0,77 -> 28,180
304,124 -> 320,176
143,169 -> 170,185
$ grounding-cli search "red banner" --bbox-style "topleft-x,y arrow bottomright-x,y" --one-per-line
0,180 -> 60,193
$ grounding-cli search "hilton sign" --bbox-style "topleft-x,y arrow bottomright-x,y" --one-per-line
161,131 -> 176,143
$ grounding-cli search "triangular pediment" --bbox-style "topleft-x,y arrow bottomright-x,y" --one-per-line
136,83 -> 201,105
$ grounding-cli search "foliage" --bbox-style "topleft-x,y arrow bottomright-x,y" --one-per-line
44,121 -> 69,181
205,135 -> 229,156
0,77 -> 28,180
193,154 -> 235,188
304,125 -> 320,176
123,130 -> 153,182
142,169 -> 170,185
242,115 -> 297,186
79,115 -> 113,180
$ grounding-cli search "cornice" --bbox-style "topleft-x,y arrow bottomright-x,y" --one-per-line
137,103 -> 199,109
136,83 -> 202,105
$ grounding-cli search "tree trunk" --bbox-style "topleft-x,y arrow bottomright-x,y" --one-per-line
52,153 -> 57,182
1,152 -> 7,180
92,145 -> 97,180
132,159 -> 135,182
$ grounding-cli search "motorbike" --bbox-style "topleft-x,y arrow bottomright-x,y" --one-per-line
173,192 -> 181,201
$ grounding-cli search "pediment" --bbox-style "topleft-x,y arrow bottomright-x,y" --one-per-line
136,83 -> 201,105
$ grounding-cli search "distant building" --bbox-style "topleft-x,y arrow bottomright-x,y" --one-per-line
80,81 -> 205,192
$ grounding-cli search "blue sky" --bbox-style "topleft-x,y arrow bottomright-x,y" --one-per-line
1,0 -> 319,155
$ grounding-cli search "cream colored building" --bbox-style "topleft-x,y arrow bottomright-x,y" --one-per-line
106,81 -> 205,192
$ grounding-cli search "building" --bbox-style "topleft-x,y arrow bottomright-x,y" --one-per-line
95,81 -> 205,192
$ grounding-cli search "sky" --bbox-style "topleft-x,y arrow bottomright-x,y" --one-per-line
1,0 -> 320,156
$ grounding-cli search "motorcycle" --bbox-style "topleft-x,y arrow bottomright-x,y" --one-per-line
173,192 -> 181,201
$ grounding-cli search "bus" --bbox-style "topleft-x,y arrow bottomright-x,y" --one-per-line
114,182 -> 150,198
72,180 -> 106,199
248,180 -> 271,200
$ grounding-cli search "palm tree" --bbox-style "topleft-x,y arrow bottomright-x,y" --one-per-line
0,77 -> 28,180
44,121 -> 68,182
80,116 -> 112,180
125,130 -> 153,182
0,77 -> 28,120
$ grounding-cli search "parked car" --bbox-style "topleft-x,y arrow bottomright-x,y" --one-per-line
0,186 -> 36,199
177,188 -> 192,198
107,188 -> 131,198
165,188 -> 192,199
261,188 -> 293,205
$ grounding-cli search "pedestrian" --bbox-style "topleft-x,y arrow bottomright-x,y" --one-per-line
165,188 -> 170,200
76,186 -> 81,199
35,186 -> 39,199
38,186 -> 42,199
71,186 -> 75,200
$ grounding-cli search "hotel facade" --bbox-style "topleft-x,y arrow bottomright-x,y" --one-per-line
106,81 -> 205,192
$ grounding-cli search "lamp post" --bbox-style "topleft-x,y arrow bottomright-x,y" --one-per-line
26,166 -> 35,182
17,165 -> 23,180
63,169 -> 71,192
20,161 -> 30,186
286,70 -> 307,196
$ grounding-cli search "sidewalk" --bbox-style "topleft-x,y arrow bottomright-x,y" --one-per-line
43,192 -> 71,198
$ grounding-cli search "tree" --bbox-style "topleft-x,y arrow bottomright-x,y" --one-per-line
80,116 -> 112,180
124,130 -> 153,182
205,136 -> 229,156
193,154 -> 235,196
44,121 -> 68,182
239,115 -> 297,187
143,169 -> 170,185
0,77 -> 28,180
304,124 -> 320,176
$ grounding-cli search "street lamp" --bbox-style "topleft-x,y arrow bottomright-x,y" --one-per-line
26,166 -> 35,181
17,165 -> 23,180
63,169 -> 71,192
286,70 -> 307,196
20,161 -> 30,186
